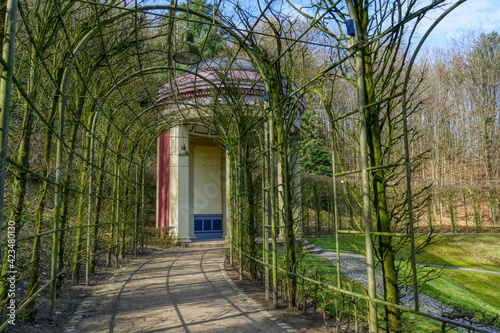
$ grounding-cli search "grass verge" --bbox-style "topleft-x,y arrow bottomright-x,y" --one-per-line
298,253 -> 459,332
422,268 -> 500,319
306,234 -> 500,327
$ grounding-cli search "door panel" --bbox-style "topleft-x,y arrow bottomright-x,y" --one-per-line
194,214 -> 223,238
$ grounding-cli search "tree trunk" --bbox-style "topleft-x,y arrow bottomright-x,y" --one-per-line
106,146 -> 121,267
90,120 -> 112,273
438,193 -> 444,228
427,196 -> 433,232
25,66 -> 63,319
462,189 -> 469,233
57,94 -> 87,290
71,132 -> 92,285
315,184 -> 321,237
244,141 -> 257,280
488,188 -> 496,227
447,190 -> 456,233
471,189 -> 481,233
0,66 -> 35,315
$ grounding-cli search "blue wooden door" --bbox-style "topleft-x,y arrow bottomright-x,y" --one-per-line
194,214 -> 223,238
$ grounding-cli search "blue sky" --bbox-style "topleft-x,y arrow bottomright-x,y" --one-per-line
147,0 -> 500,50
280,0 -> 500,50
418,0 -> 500,49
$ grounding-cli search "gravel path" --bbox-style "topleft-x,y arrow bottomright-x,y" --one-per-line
73,247 -> 286,333
68,246 -> 498,333
318,251 -> 451,314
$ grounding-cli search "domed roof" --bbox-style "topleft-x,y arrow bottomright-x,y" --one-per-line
157,57 -> 265,112
156,57 -> 305,116
187,57 -> 257,72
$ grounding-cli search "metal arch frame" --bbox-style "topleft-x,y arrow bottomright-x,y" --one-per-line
45,3 -> 256,314
80,51 -> 266,279
0,1 -> 480,331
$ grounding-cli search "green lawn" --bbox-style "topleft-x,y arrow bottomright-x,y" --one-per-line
307,235 -> 366,254
422,268 -> 500,319
298,252 -> 459,332
308,234 -> 500,272
399,234 -> 500,272
400,313 -> 460,333
307,234 -> 500,322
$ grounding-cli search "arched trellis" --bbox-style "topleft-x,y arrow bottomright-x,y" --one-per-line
0,0 -> 320,244
0,2 -> 270,318
79,56 -> 268,280
0,1 -> 495,333
0,0 -> 249,234
48,49 -> 263,316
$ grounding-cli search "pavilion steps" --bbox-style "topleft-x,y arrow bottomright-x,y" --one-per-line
302,241 -> 323,254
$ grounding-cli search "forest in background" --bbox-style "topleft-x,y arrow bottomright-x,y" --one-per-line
300,31 -> 500,234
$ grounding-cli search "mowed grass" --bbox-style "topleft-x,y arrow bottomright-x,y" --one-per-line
307,234 -> 500,320
399,234 -> 500,272
422,268 -> 500,318
299,252 -> 460,332
307,235 -> 366,254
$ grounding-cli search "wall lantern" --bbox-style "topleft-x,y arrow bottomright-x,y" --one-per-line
179,143 -> 189,156
173,29 -> 202,65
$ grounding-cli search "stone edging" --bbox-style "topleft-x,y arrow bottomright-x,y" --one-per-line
219,255 -> 298,333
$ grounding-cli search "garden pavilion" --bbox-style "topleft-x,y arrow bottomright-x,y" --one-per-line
156,57 -> 305,243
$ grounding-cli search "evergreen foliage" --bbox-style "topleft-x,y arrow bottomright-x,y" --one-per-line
299,109 -> 331,173
177,0 -> 225,60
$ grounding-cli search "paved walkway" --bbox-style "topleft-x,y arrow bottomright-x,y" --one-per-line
69,246 -> 498,333
74,247 -> 285,333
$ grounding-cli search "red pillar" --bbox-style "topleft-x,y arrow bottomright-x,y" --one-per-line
157,130 -> 170,228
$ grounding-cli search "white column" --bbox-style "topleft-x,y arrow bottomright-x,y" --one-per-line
176,125 -> 192,243
224,149 -> 230,241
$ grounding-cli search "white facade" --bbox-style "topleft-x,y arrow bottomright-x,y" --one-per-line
157,124 -> 228,243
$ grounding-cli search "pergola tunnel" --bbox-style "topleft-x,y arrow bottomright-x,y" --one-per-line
155,58 -> 276,243
0,1 -> 498,332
